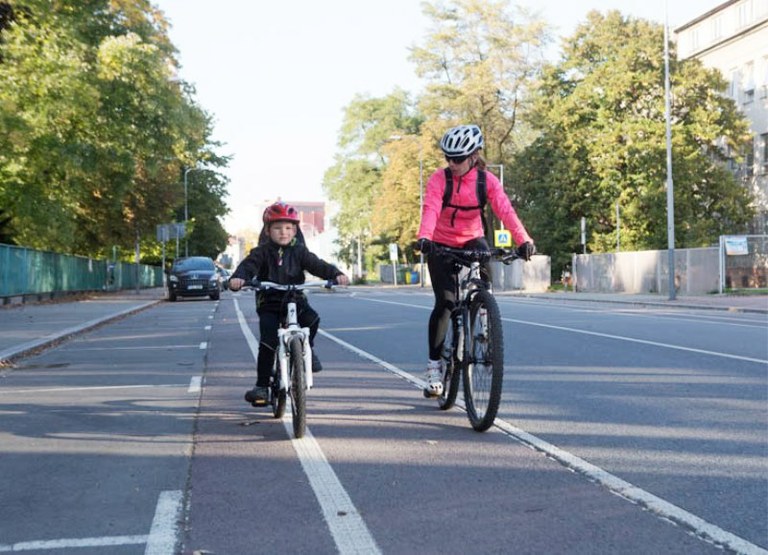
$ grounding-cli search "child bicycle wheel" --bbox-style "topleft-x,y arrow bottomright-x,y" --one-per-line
463,290 -> 504,431
271,358 -> 286,419
288,337 -> 306,438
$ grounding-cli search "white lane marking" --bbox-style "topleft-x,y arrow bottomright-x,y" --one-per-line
0,384 -> 188,395
284,417 -> 381,554
233,298 -> 381,554
352,297 -> 768,365
199,342 -> 207,350
70,345 -> 201,351
145,490 -> 183,555
188,376 -> 202,393
0,535 -> 148,552
205,325 -> 212,330
317,327 -> 768,555
233,297 -> 259,361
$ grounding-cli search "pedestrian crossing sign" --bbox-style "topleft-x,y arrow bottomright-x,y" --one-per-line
494,229 -> 512,247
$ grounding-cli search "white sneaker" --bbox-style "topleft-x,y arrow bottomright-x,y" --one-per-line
424,361 -> 443,397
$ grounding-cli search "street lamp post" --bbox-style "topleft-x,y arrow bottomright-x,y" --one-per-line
418,149 -> 424,288
183,166 -> 201,257
387,135 -> 425,287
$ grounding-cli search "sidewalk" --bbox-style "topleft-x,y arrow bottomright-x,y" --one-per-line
0,287 -> 167,364
507,290 -> 768,314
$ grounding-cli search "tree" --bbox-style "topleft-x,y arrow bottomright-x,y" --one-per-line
322,90 -> 420,271
512,10 -> 754,277
359,0 -> 549,257
409,0 -> 550,162
0,0 -> 230,261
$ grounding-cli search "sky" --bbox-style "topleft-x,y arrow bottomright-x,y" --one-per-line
151,0 -> 725,234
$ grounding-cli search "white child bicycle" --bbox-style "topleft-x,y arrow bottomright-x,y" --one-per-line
250,279 -> 335,439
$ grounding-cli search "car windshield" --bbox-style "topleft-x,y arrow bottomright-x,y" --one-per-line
173,257 -> 214,271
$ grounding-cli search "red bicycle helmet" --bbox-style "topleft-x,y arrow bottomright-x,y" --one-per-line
263,201 -> 300,224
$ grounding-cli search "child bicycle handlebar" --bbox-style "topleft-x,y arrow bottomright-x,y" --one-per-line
246,279 -> 338,291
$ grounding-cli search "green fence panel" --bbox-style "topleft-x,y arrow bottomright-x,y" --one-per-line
0,243 -> 162,297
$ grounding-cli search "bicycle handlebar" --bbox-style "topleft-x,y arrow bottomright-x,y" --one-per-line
247,279 -> 337,291
431,245 -> 520,266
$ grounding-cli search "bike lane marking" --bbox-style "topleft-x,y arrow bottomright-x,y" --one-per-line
317,321 -> 768,555
0,490 -> 182,553
233,297 -> 382,555
354,297 -> 768,364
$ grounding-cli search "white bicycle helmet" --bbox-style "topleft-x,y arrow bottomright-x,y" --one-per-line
439,124 -> 484,157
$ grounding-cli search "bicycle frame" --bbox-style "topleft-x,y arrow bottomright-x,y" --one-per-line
253,280 -> 334,395
275,290 -> 313,392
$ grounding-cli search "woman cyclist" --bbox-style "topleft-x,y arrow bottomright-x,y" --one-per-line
415,124 -> 535,397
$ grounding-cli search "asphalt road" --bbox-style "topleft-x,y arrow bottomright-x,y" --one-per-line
0,289 -> 766,554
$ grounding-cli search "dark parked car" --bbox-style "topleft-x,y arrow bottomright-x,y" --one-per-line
167,256 -> 221,302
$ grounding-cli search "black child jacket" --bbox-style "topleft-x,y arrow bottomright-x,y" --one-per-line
231,238 -> 343,310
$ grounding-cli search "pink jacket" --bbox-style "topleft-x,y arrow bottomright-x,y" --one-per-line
417,166 -> 533,248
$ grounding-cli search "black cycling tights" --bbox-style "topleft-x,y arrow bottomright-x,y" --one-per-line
426,237 -> 490,360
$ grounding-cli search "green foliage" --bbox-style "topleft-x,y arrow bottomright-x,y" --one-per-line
0,0 -> 230,261
513,10 -> 754,277
326,0 -> 549,266
322,90 -> 419,267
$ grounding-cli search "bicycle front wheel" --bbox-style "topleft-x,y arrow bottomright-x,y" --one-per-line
463,290 -> 504,432
271,359 -> 286,419
437,315 -> 462,410
289,337 -> 306,438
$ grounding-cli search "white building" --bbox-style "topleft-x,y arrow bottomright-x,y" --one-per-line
675,0 -> 768,233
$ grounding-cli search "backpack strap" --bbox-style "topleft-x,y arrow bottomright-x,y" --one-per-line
441,168 -> 489,235
476,169 -> 489,238
442,168 -> 453,210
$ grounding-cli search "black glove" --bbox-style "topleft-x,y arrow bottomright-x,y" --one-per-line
415,238 -> 433,254
515,241 -> 535,261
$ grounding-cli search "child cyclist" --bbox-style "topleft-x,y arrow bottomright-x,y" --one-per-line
415,124 -> 535,398
228,201 -> 349,406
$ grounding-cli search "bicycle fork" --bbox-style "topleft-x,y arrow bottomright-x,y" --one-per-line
277,302 -> 313,391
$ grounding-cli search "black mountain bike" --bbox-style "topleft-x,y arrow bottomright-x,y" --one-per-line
431,245 -> 518,432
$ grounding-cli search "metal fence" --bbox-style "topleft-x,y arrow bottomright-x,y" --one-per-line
0,243 -> 163,300
573,237 -> 768,295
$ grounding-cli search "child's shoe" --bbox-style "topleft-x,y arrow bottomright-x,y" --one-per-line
244,386 -> 269,406
311,352 -> 322,373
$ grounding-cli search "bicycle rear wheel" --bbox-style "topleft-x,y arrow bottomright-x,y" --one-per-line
437,315 -> 462,410
463,290 -> 504,432
289,337 -> 306,438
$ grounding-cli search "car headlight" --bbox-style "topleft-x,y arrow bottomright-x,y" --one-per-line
169,275 -> 179,283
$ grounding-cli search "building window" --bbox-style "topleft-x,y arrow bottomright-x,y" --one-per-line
729,69 -> 740,99
745,142 -> 755,178
762,133 -> 768,174
711,16 -> 722,40
738,0 -> 754,27
743,62 -> 755,104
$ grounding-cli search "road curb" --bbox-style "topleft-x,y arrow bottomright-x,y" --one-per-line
0,299 -> 163,367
